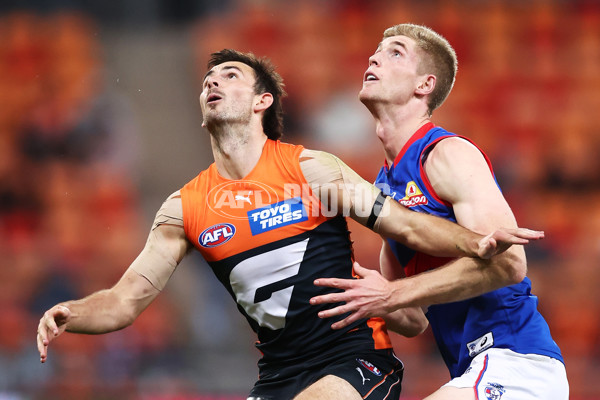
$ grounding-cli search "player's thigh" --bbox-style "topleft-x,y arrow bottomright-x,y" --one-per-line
293,374 -> 363,400
423,386 -> 475,400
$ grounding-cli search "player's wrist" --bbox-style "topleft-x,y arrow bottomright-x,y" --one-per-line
466,232 -> 485,258
388,278 -> 409,311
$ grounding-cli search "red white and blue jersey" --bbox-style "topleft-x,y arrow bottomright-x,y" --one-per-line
181,139 -> 392,367
374,123 -> 563,378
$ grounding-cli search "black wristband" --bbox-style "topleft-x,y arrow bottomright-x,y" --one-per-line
366,192 -> 388,230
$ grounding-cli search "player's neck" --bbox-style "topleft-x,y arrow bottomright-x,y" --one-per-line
210,123 -> 268,180
373,108 -> 430,166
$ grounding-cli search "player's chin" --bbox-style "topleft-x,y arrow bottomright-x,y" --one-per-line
358,89 -> 377,105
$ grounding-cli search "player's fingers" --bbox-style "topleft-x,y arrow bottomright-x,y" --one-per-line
37,325 -> 49,362
504,228 -> 544,240
37,318 -> 52,344
330,314 -> 361,330
310,292 -> 348,306
477,235 -> 495,259
352,262 -> 372,278
43,314 -> 60,337
497,231 -> 529,244
317,303 -> 355,319
313,277 -> 354,289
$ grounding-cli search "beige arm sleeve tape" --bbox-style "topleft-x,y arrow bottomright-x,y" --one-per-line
151,190 -> 184,230
300,149 -> 383,227
129,191 -> 188,291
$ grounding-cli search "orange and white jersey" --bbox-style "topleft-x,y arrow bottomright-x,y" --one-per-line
181,139 -> 391,363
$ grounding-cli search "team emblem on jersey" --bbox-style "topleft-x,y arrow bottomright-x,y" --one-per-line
247,197 -> 307,235
199,223 -> 236,247
207,180 -> 278,220
356,358 -> 382,376
399,181 -> 428,207
467,332 -> 494,357
484,382 -> 505,400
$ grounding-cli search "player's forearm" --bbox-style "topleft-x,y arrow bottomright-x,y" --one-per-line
375,201 -> 481,258
389,251 -> 524,308
59,289 -> 138,334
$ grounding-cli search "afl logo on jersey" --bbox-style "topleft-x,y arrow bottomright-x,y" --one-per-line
356,358 -> 382,376
199,223 -> 236,248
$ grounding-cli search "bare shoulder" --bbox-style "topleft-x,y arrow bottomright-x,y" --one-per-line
425,137 -> 495,202
426,137 -> 485,170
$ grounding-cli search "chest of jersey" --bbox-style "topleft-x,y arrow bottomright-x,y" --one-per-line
181,141 -> 327,263
179,141 -> 390,361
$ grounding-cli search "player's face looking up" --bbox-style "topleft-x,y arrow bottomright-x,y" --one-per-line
200,61 -> 260,129
359,35 -> 429,108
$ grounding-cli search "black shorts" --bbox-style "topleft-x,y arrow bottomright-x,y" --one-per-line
247,348 -> 404,400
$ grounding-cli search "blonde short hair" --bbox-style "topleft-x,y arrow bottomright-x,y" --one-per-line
384,24 -> 457,115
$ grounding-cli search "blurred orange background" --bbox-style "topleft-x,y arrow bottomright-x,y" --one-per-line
1,1 -> 598,399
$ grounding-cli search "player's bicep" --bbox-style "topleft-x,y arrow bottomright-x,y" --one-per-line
426,138 -> 517,233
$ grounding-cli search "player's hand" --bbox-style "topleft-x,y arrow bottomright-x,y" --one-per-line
310,262 -> 394,330
37,305 -> 71,363
477,228 -> 544,259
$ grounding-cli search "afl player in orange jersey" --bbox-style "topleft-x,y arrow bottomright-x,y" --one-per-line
37,49 -> 543,400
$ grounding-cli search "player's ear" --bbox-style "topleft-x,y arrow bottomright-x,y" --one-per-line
254,92 -> 273,112
415,74 -> 435,96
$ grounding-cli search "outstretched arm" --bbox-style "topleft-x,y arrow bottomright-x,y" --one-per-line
300,149 -> 542,259
37,192 -> 190,363
319,241 -> 429,335
378,240 -> 428,336
310,138 -> 539,328
37,267 -> 160,364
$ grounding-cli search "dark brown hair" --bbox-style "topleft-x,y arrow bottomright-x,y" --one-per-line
208,49 -> 287,140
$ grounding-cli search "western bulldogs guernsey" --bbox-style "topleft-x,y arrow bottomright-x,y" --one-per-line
181,139 -> 391,366
375,123 -> 563,377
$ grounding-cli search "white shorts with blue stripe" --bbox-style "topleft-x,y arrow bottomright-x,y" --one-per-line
442,348 -> 568,400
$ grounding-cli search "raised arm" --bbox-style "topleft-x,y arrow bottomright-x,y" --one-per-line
340,138 -> 534,309
416,137 -> 530,295
37,191 -> 190,363
310,139 -> 541,328
299,149 -> 541,259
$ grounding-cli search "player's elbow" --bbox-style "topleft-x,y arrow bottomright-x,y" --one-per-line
111,293 -> 144,330
119,297 -> 150,329
384,310 -> 429,338
402,318 -> 429,338
495,251 -> 527,286
508,259 -> 527,285
120,308 -> 138,328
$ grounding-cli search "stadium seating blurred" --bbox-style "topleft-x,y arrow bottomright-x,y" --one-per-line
1,1 -> 599,399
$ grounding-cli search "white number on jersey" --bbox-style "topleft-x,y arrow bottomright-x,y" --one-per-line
229,239 -> 309,330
